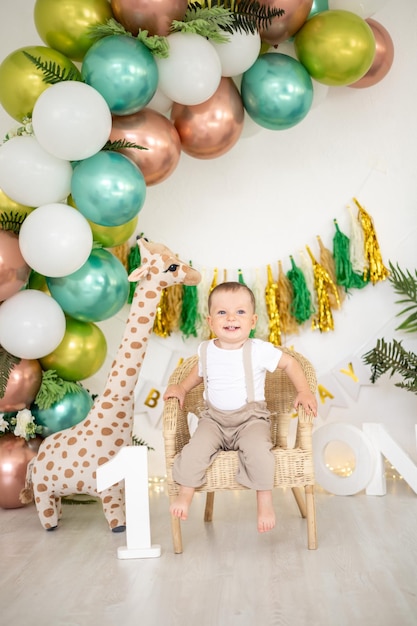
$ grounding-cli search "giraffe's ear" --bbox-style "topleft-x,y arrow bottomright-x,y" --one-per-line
128,264 -> 149,282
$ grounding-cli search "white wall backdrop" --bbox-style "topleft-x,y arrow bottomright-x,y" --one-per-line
0,0 -> 416,477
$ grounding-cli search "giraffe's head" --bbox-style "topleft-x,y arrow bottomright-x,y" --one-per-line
128,238 -> 201,287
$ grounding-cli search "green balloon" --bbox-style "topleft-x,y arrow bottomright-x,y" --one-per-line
294,10 -> 376,86
0,46 -> 81,122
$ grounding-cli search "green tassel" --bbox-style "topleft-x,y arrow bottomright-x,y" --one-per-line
180,264 -> 200,337
333,220 -> 368,290
238,269 -> 255,338
286,257 -> 313,324
127,242 -> 142,304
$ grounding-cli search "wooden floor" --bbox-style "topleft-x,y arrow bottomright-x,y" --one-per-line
1,479 -> 416,626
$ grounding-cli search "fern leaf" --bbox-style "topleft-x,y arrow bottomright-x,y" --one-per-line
363,338 -> 417,392
102,139 -> 148,152
88,17 -> 131,39
0,348 -> 21,399
88,19 -> 169,58
136,30 -> 170,58
172,5 -> 233,42
0,211 -> 30,235
132,434 -> 155,451
388,261 -> 417,333
34,370 -> 83,410
22,51 -> 81,84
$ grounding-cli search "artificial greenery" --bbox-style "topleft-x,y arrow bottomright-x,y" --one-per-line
34,369 -> 84,410
0,211 -> 30,235
0,347 -> 21,399
88,18 -> 170,58
363,261 -> 417,394
132,434 -> 155,451
102,138 -> 148,152
22,51 -> 81,83
173,1 -> 284,41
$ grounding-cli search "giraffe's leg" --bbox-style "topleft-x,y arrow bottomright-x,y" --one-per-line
100,484 -> 126,532
56,496 -> 62,520
34,492 -> 59,530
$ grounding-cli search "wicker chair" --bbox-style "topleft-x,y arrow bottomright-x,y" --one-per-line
162,347 -> 318,553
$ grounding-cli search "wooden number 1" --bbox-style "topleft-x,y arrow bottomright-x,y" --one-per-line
96,446 -> 161,559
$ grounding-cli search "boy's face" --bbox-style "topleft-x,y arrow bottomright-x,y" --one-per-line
207,289 -> 258,348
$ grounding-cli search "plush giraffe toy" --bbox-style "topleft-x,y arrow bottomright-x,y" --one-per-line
20,238 -> 201,531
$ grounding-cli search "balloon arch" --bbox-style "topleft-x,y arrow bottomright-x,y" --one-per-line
0,0 -> 393,432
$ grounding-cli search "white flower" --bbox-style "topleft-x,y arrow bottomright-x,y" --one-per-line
14,409 -> 35,439
0,414 -> 8,433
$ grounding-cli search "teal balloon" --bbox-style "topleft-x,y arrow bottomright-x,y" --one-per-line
71,151 -> 146,226
32,387 -> 93,437
241,54 -> 313,131
81,35 -> 158,115
309,0 -> 328,18
47,248 -> 129,322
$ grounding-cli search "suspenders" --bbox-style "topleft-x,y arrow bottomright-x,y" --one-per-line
199,340 -> 255,404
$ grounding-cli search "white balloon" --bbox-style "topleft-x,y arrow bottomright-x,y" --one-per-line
156,32 -> 222,106
147,86 -> 173,115
19,203 -> 93,277
0,136 -> 72,206
328,0 -> 388,18
0,290 -> 66,359
211,31 -> 261,77
32,81 -> 112,161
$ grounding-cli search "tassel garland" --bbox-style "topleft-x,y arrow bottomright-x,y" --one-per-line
126,199 -> 387,342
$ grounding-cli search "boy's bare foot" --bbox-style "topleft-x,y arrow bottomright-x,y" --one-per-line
257,490 -> 276,533
170,486 -> 195,520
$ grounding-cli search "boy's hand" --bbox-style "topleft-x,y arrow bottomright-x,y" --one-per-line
163,384 -> 187,409
294,391 -> 318,417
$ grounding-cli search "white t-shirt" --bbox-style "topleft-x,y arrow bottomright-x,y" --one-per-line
198,339 -> 282,410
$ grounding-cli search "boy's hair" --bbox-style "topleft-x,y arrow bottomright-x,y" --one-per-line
208,281 -> 256,312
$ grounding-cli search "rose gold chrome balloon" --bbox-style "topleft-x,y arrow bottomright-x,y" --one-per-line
171,78 -> 244,160
349,18 -> 394,88
0,359 -> 42,412
260,0 -> 313,46
0,230 -> 31,301
110,109 -> 181,185
111,0 -> 188,36
0,434 -> 38,508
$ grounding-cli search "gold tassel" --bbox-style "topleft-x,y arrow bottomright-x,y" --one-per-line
153,288 -> 170,337
353,198 -> 389,285
209,268 -> 218,339
317,235 -> 345,307
306,246 -> 340,332
108,241 -> 129,269
277,260 -> 299,336
165,283 -> 183,333
265,264 -> 281,346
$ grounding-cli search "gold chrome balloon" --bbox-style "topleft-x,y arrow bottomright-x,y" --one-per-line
34,0 -> 113,62
0,46 -> 81,122
40,316 -> 107,381
294,10 -> 376,86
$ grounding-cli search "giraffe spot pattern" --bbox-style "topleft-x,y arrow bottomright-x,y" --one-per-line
27,240 -> 196,531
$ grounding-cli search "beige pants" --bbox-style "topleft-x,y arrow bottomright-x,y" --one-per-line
172,400 -> 275,491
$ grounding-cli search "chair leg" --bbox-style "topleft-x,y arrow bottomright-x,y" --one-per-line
169,496 -> 183,554
291,486 -> 307,518
305,485 -> 318,550
204,492 -> 215,522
